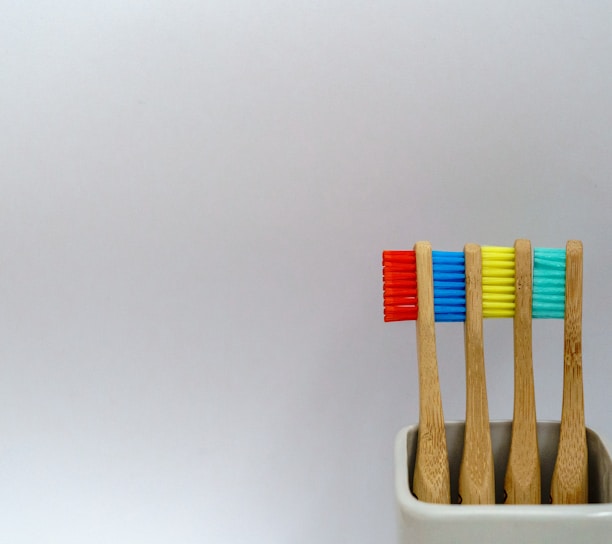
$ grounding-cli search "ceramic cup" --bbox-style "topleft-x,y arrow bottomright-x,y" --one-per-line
395,421 -> 612,544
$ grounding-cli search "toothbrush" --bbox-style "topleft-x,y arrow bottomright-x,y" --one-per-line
500,240 -> 541,504
383,242 -> 450,503
459,243 -> 495,504
550,240 -> 588,503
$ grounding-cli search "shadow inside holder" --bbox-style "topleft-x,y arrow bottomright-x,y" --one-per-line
406,421 -> 612,504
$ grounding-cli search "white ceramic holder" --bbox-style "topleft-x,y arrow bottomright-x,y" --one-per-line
395,421 -> 612,543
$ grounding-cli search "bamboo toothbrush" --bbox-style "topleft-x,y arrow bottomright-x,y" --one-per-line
550,240 -> 588,504
383,242 -> 450,503
501,240 -> 541,504
459,243 -> 495,504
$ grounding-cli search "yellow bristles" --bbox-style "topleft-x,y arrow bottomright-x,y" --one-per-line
481,246 -> 516,317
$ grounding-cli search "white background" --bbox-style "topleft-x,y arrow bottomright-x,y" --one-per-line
2,2 -> 612,542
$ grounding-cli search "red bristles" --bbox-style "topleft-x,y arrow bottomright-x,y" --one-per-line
383,250 -> 418,322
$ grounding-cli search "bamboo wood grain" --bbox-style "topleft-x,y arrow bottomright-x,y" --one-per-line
459,243 -> 495,504
550,240 -> 588,504
504,239 -> 541,504
412,241 -> 451,504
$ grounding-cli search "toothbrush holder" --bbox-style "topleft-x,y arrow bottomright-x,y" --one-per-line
395,420 -> 612,544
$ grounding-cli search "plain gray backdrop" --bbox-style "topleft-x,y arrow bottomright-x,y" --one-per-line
2,1 -> 612,542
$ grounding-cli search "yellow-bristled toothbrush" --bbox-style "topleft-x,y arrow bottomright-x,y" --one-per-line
482,241 -> 541,504
459,243 -> 495,504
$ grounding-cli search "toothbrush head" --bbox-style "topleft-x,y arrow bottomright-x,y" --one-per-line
383,250 -> 417,322
532,248 -> 566,319
481,246 -> 516,318
432,251 -> 466,322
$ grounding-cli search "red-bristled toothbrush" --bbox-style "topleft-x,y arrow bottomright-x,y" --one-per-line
383,242 -> 450,503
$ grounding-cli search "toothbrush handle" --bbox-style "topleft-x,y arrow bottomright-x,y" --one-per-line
504,239 -> 541,504
413,242 -> 450,504
551,240 -> 588,504
459,244 -> 495,504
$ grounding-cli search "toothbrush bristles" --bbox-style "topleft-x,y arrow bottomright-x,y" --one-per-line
432,251 -> 466,322
383,251 -> 418,322
533,248 -> 566,319
482,246 -> 516,318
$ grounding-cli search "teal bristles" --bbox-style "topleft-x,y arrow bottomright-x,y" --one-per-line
432,251 -> 466,322
532,247 -> 566,318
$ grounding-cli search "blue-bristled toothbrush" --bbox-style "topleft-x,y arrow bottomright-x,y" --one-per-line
458,243 -> 495,504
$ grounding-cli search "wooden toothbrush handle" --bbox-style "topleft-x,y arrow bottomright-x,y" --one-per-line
551,240 -> 588,504
504,239 -> 541,504
413,241 -> 450,504
459,243 -> 495,504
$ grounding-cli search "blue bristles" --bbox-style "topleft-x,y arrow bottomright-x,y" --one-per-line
532,248 -> 566,319
432,251 -> 466,322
